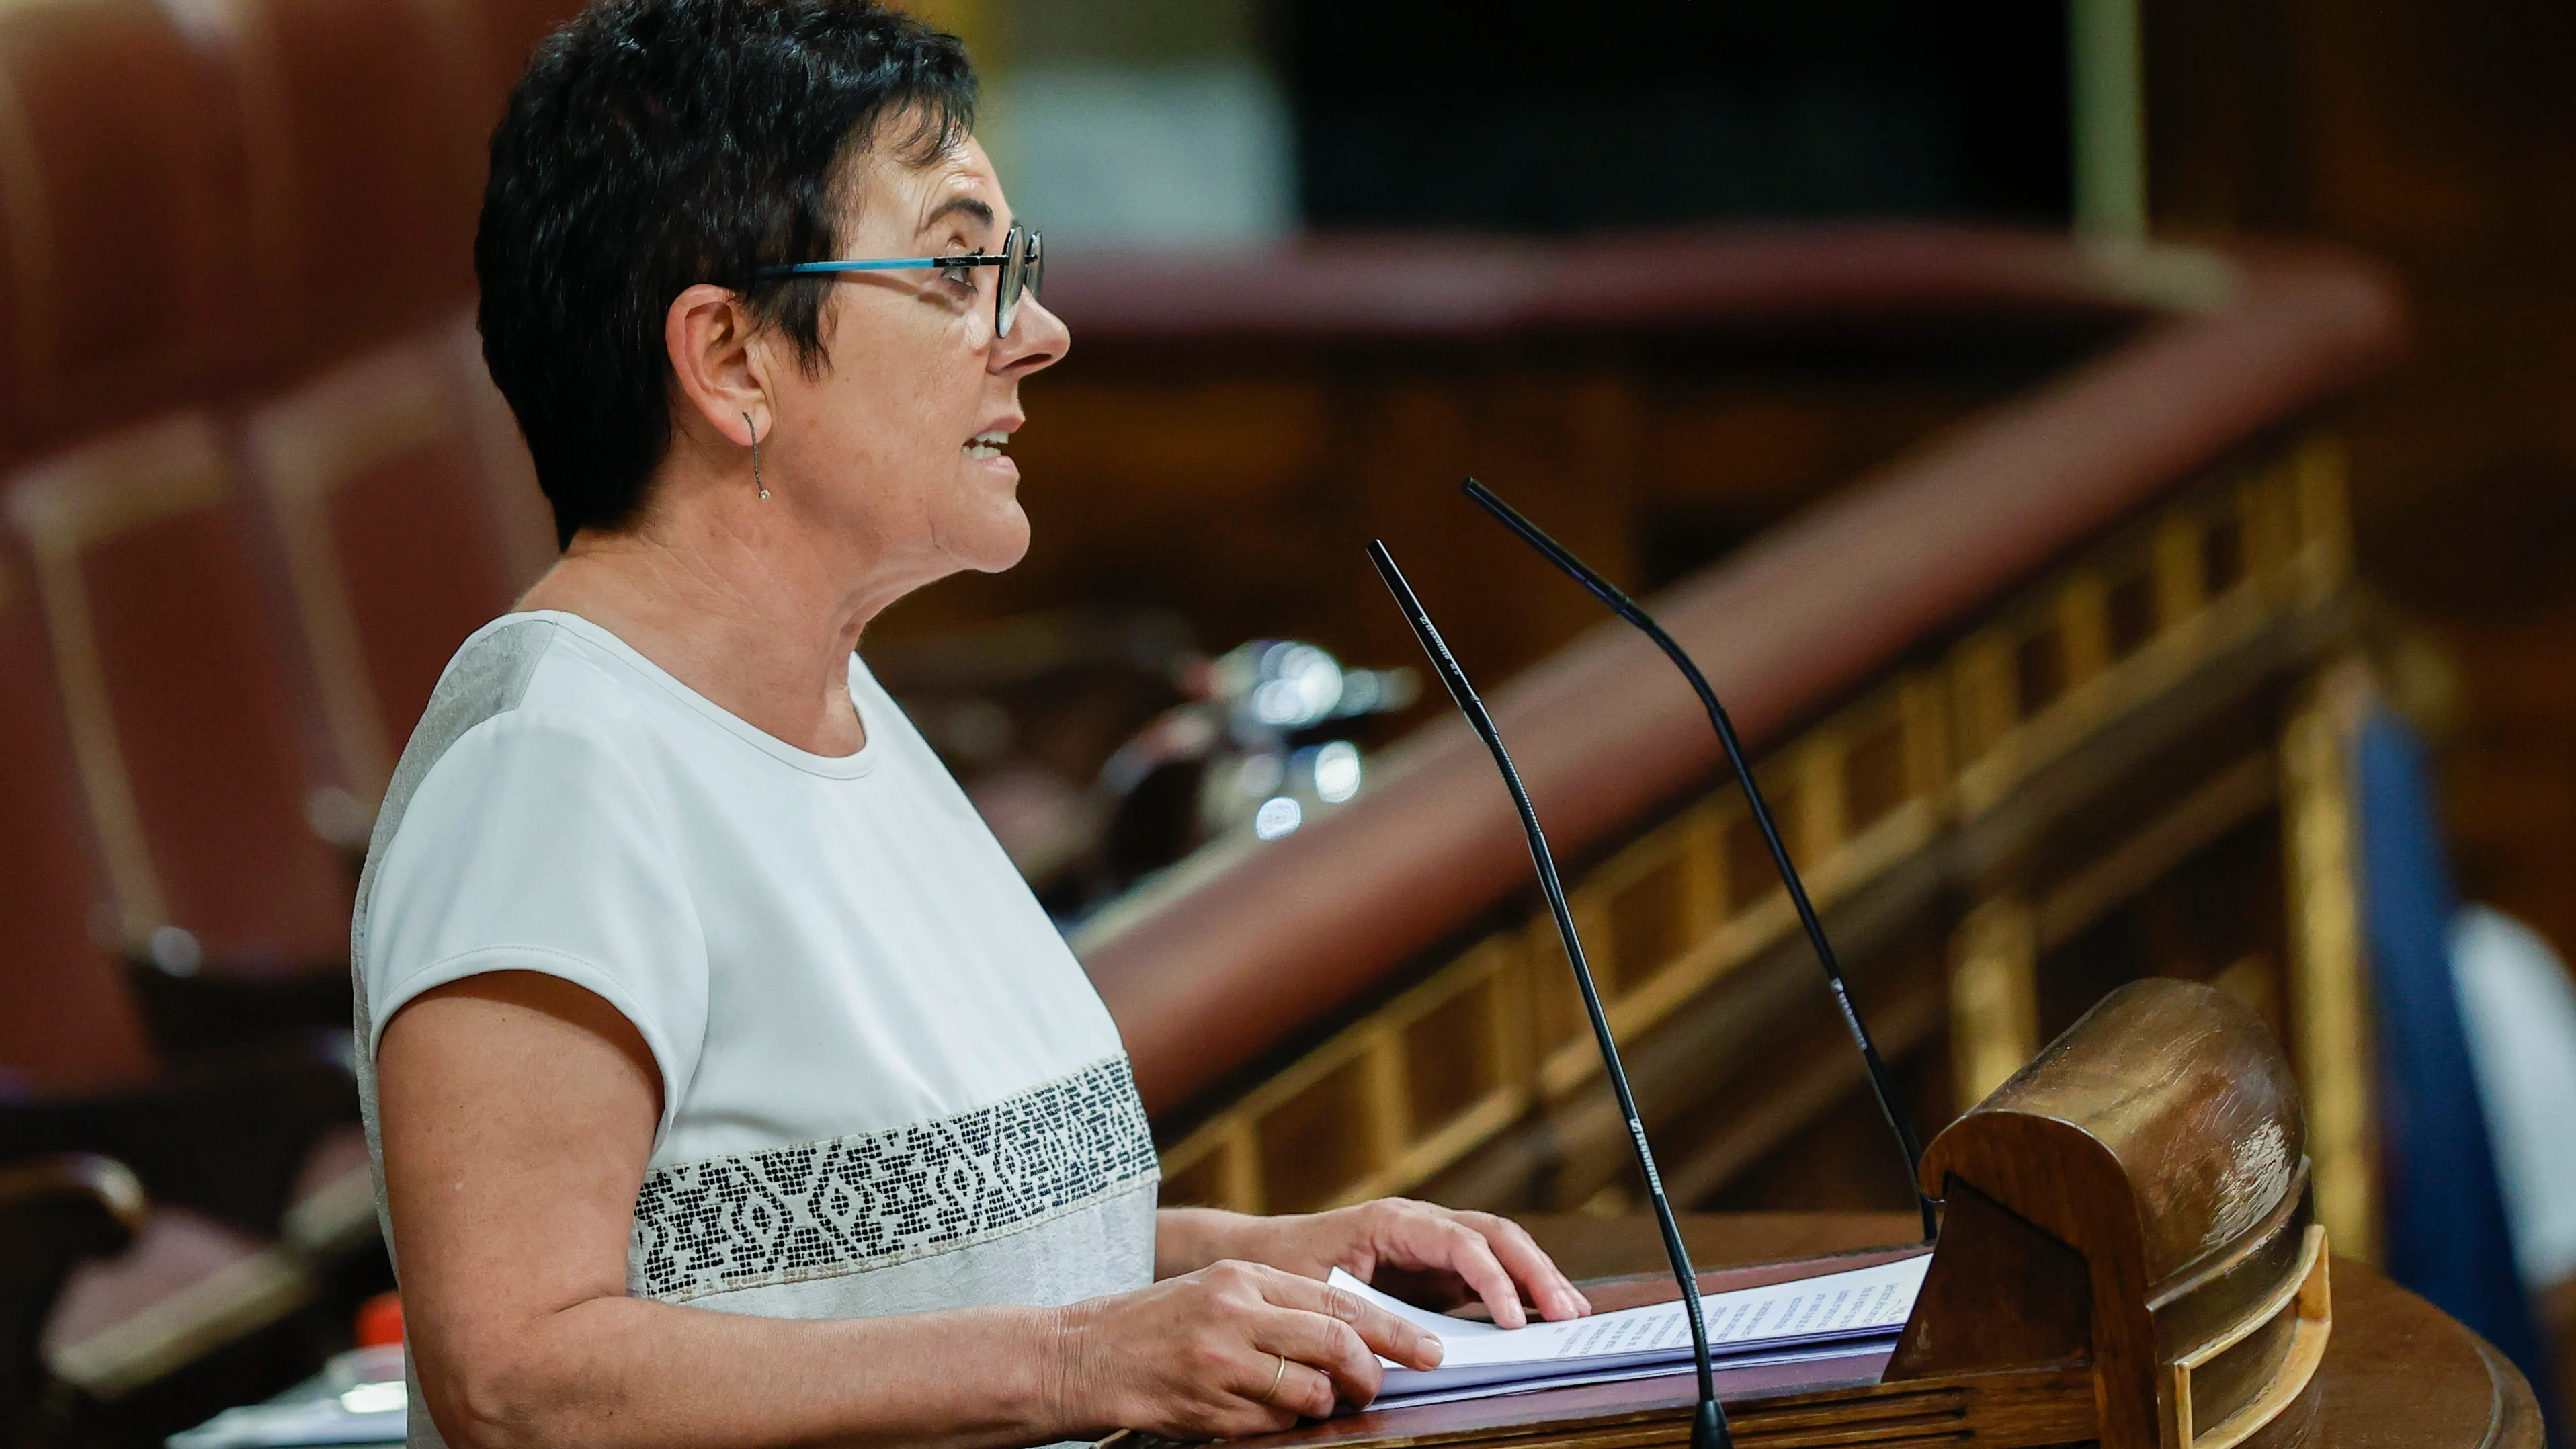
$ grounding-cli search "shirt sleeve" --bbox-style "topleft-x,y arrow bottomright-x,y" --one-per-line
361,708 -> 708,1139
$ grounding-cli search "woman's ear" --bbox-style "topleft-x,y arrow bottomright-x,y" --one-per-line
665,283 -> 771,448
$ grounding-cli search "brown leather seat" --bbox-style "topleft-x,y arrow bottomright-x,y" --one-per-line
0,0 -> 254,456
0,538 -> 153,1097
181,0 -> 493,371
2,414 -> 356,973
0,1155 -> 142,1442
244,323 -> 551,794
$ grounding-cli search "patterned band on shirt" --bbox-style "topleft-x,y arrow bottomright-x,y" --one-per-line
628,1054 -> 1160,1301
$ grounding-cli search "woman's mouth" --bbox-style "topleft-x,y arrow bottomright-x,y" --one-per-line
964,430 -> 1010,460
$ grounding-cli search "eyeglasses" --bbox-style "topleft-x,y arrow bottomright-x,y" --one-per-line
756,222 -> 1044,338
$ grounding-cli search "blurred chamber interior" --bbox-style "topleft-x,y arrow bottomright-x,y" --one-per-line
1,0 -> 2574,1444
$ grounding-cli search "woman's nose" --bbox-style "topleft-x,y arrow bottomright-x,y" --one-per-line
995,295 -> 1069,376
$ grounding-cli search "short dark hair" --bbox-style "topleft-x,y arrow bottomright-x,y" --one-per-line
476,0 -> 977,546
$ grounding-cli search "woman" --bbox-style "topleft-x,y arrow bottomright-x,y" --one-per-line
361,3 -> 1591,1446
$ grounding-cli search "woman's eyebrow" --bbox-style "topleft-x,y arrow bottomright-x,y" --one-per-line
919,195 -> 995,241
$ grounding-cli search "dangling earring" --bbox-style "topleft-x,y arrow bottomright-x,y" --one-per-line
743,411 -> 770,501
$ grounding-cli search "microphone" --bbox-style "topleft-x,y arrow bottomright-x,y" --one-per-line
1368,540 -> 1731,1449
1460,478 -> 1938,1241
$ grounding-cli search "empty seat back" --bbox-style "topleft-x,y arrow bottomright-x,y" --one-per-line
246,329 -> 547,793
0,542 -> 153,1096
441,316 -> 558,589
5,415 -> 353,970
0,0 -> 253,454
169,0 -> 490,372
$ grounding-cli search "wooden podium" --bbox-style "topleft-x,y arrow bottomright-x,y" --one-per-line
1208,980 -> 2544,1449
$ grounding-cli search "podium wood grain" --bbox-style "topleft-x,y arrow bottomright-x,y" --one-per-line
1231,1214 -> 2540,1449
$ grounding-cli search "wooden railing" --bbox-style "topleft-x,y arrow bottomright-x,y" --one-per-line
1152,438 -> 2347,1214
1056,229 -> 2402,1227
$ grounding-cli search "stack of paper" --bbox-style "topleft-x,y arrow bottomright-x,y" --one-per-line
1330,1253 -> 1928,1409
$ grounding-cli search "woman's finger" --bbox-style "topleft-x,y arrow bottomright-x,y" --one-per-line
1288,1270 -> 1442,1368
1417,1216 -> 1528,1328
1253,1270 -> 1438,1389
1458,1210 -> 1592,1319
1362,1204 -> 1529,1328
1243,1300 -> 1387,1408
1261,1356 -> 1339,1421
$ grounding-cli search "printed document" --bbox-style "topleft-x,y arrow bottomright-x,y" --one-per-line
1329,1251 -> 1927,1399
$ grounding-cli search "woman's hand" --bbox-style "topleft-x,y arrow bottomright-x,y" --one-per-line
1159,1201 -> 1592,1329
1052,1259 -> 1442,1438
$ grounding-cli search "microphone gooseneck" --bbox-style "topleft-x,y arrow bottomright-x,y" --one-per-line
1368,540 -> 1731,1449
1460,478 -> 1938,1243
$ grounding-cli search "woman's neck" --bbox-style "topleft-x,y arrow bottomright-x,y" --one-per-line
515,489 -> 931,758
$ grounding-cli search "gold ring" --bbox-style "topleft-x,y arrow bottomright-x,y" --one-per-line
1259,1353 -> 1288,1405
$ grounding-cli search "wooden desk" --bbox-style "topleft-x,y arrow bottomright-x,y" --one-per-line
1254,1214 -> 2543,1449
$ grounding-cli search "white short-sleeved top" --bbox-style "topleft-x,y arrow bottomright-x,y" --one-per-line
354,611 -> 1158,1446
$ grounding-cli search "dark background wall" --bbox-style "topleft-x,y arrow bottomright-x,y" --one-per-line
2143,0 -> 2576,957
1268,0 -> 2576,961
1286,1 -> 2071,231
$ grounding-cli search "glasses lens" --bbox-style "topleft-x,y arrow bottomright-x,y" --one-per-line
996,224 -> 1027,338
1025,230 -> 1043,299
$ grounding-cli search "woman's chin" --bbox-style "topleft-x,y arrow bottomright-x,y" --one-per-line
947,506 -> 1031,574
